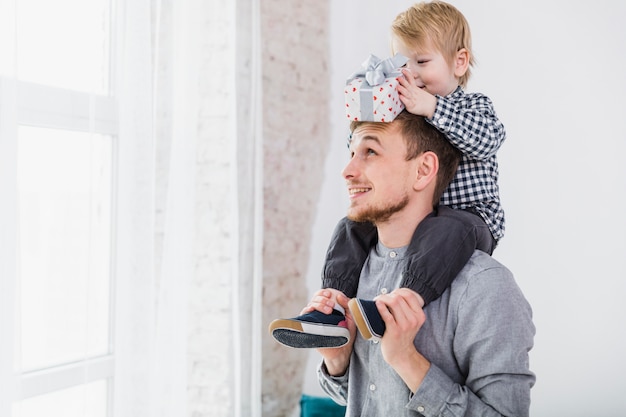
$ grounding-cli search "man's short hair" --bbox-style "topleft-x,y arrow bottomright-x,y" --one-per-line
350,110 -> 461,206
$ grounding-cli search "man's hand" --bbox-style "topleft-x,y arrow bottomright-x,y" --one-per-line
303,289 -> 357,377
376,288 -> 430,392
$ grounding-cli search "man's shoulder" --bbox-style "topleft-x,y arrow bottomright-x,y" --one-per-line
453,250 -> 516,291
464,249 -> 507,270
450,250 -> 530,311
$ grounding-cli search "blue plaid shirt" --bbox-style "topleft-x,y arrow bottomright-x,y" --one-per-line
427,87 -> 505,241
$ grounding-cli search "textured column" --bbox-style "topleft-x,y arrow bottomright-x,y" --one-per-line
260,1 -> 330,416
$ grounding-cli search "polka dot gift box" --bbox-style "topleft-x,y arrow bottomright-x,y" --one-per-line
344,53 -> 408,122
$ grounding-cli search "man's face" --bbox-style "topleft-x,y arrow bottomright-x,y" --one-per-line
342,122 -> 416,224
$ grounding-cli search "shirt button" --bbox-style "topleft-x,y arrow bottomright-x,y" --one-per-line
417,406 -> 425,412
369,384 -> 376,391
381,288 -> 388,294
389,251 -> 397,258
372,339 -> 379,344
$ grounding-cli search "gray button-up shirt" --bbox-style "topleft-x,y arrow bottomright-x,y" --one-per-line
318,246 -> 535,416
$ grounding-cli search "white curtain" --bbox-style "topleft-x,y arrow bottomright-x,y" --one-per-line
113,0 -> 199,415
115,0 -> 264,415
112,0 -> 158,413
232,1 -> 264,416
0,0 -> 19,411
0,0 -> 263,414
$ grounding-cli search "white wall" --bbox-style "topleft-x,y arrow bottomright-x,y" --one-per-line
304,1 -> 626,416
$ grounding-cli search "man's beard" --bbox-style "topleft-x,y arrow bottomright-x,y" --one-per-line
347,194 -> 409,224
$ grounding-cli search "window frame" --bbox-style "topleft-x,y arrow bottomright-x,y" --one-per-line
0,0 -> 120,410
9,78 -> 119,414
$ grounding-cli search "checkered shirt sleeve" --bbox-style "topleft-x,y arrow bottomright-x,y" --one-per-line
427,87 -> 506,241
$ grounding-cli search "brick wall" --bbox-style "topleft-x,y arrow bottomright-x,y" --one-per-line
260,2 -> 330,415
186,1 -> 330,416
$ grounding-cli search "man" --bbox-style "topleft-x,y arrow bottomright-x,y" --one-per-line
304,111 -> 535,416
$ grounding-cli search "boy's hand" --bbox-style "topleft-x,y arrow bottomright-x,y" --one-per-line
397,68 -> 437,119
300,288 -> 349,315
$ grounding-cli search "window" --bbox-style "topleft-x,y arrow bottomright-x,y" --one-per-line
17,127 -> 113,371
1,0 -> 118,415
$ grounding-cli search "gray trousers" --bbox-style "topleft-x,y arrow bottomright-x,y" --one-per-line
321,206 -> 495,306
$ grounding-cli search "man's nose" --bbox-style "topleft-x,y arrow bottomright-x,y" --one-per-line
341,156 -> 357,179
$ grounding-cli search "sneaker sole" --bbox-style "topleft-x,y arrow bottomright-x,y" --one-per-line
348,298 -> 378,341
269,319 -> 349,349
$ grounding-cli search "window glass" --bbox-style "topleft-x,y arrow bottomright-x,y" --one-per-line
15,380 -> 108,417
17,126 -> 113,371
16,0 -> 111,94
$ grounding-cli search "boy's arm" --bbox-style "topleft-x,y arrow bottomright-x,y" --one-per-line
428,92 -> 505,160
396,69 -> 505,160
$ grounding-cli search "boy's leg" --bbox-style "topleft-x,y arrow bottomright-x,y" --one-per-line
349,206 -> 495,341
400,206 -> 495,306
322,217 -> 377,298
460,207 -> 497,255
269,303 -> 351,349
269,217 -> 376,348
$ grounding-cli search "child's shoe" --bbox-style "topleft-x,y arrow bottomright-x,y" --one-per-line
348,298 -> 385,341
269,304 -> 349,348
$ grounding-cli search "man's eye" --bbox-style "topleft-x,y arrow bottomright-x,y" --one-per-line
367,149 -> 376,156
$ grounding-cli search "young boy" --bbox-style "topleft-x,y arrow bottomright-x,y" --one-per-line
270,0 -> 505,348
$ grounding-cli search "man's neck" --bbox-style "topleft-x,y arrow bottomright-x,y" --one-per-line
375,206 -> 433,248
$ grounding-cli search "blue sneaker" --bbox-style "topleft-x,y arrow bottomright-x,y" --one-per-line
269,305 -> 349,349
348,298 -> 385,341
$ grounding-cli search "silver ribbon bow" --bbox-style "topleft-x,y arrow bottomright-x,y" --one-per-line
348,53 -> 408,86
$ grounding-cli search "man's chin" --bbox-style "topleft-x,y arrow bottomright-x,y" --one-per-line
346,213 -> 369,223
347,209 -> 386,224
346,207 -> 370,223
347,196 -> 408,224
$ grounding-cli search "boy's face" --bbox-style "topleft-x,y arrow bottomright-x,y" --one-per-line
392,37 -> 460,97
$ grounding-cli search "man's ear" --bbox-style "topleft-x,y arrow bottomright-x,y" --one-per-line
414,151 -> 438,191
454,48 -> 470,78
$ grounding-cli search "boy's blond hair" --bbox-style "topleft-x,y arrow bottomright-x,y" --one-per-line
391,1 -> 474,88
